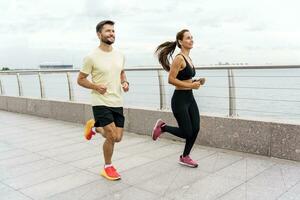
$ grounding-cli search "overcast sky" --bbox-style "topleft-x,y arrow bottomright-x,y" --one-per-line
1,0 -> 300,69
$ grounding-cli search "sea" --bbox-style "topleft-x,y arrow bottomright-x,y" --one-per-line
1,68 -> 300,123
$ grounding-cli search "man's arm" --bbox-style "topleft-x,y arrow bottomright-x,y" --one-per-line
77,72 -> 107,94
120,70 -> 129,92
120,70 -> 128,84
77,72 -> 96,89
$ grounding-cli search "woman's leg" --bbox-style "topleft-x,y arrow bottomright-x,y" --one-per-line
182,99 -> 200,156
162,90 -> 193,140
162,109 -> 193,140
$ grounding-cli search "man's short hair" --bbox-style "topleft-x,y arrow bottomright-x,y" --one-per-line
96,20 -> 115,33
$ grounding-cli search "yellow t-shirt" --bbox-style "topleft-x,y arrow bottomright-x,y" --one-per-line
80,47 -> 125,107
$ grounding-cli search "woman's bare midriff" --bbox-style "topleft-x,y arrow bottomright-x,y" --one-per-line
175,79 -> 192,90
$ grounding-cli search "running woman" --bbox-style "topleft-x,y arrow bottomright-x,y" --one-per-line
152,29 -> 205,168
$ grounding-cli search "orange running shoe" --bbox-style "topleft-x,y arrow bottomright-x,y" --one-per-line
101,166 -> 121,181
84,119 -> 96,140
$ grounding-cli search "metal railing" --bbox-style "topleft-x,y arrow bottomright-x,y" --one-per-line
0,69 -> 77,101
1,65 -> 300,119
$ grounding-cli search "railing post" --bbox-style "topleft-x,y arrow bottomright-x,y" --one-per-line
227,69 -> 237,117
66,72 -> 74,101
38,72 -> 45,98
157,70 -> 167,110
0,77 -> 3,95
16,73 -> 23,96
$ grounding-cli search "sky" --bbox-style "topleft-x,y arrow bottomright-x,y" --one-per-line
0,0 -> 300,69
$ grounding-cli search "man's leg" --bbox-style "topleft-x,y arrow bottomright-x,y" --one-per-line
84,120 -> 107,140
96,127 -> 106,137
115,127 -> 124,142
112,107 -> 125,143
101,126 -> 123,164
101,126 -> 123,142
100,122 -> 122,180
102,122 -> 118,164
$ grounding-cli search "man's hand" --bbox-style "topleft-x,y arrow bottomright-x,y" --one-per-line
122,81 -> 129,92
94,84 -> 107,94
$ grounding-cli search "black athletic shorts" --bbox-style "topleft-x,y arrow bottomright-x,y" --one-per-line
92,106 -> 125,128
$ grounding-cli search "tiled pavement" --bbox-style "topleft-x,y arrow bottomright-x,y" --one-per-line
0,110 -> 300,200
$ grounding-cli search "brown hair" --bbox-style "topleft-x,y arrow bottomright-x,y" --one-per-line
96,20 -> 115,33
155,29 -> 189,71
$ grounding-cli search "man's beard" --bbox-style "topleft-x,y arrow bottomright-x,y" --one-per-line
101,38 -> 114,45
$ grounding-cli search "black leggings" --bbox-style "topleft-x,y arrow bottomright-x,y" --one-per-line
162,90 -> 200,156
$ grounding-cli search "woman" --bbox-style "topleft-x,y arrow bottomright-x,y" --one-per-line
152,29 -> 205,168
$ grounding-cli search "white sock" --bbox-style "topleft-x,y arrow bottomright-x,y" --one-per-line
104,164 -> 113,168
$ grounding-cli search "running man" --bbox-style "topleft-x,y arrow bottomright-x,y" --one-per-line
77,20 -> 129,180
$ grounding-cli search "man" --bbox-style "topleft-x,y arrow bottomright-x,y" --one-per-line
77,20 -> 129,181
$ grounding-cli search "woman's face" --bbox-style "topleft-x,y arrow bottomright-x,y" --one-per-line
180,31 -> 193,49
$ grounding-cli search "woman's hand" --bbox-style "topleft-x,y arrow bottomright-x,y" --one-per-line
191,81 -> 201,89
199,78 -> 206,85
193,78 -> 206,85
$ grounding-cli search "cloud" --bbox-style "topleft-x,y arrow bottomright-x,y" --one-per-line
1,0 -> 300,68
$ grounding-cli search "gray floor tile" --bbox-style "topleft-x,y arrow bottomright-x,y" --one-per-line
137,165 -> 209,196
3,164 -> 79,189
0,149 -> 30,160
277,181 -> 300,200
101,186 -> 160,200
0,183 -> 32,200
197,152 -> 243,173
47,179 -> 130,200
0,158 -> 61,180
164,174 -> 244,200
20,171 -> 100,199
0,153 -> 44,168
214,156 -> 275,181
0,110 -> 299,200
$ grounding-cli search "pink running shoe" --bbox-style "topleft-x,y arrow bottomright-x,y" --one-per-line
151,119 -> 166,141
179,155 -> 198,168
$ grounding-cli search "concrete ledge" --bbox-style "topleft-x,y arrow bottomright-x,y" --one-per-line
27,98 -> 52,118
198,117 -> 272,156
0,95 -> 299,161
1,96 -> 85,123
271,123 -> 300,161
0,95 -> 7,110
50,101 -> 85,124
7,96 -> 27,113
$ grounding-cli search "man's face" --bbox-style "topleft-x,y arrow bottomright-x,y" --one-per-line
98,24 -> 115,45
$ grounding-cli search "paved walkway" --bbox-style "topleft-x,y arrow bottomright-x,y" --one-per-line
0,110 -> 300,200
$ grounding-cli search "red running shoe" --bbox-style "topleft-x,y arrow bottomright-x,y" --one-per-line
101,166 -> 121,181
84,119 -> 96,140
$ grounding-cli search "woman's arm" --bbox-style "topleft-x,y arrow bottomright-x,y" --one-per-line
168,56 -> 200,89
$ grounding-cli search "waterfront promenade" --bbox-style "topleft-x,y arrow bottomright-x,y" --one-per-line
0,110 -> 300,200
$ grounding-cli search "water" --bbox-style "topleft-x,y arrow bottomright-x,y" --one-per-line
1,68 -> 300,122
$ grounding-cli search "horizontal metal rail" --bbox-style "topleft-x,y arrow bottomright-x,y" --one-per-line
1,64 -> 300,74
1,64 -> 300,118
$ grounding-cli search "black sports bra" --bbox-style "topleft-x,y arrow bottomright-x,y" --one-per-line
176,54 -> 196,80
